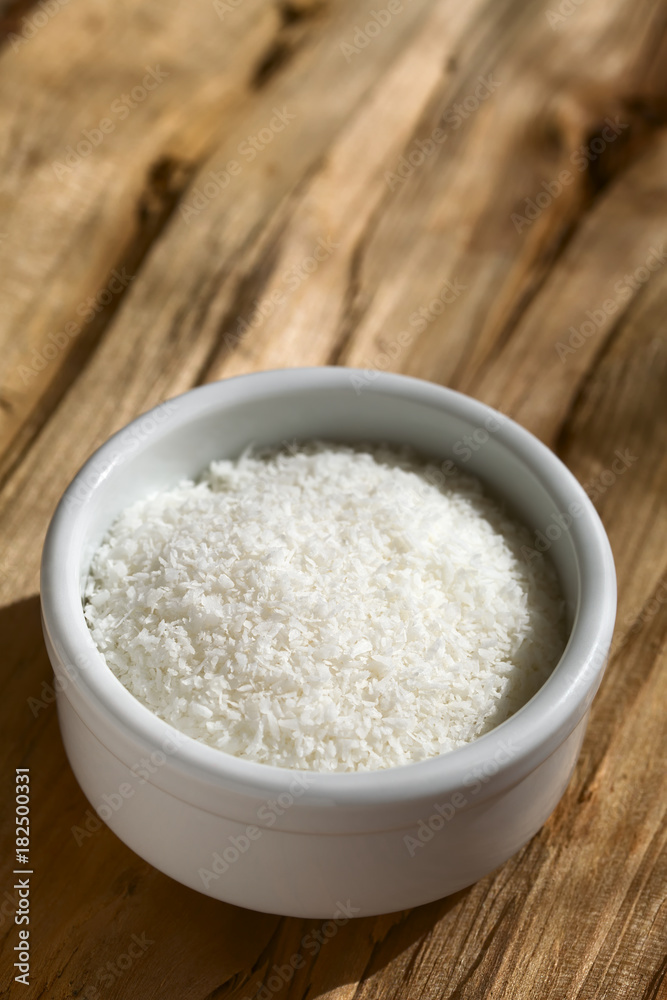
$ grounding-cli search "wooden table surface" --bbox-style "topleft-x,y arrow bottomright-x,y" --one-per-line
1,0 -> 666,997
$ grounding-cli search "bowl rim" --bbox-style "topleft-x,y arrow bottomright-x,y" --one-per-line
41,367 -> 617,807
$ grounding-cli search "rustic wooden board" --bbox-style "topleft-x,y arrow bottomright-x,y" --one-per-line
0,0 -> 665,997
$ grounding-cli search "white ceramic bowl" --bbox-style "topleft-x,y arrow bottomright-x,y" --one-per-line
41,368 -> 616,918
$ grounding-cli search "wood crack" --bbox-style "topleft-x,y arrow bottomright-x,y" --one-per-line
444,897 -> 516,1000
192,156 -> 326,385
552,279 -> 650,457
252,0 -> 326,90
191,239 -> 284,387
0,154 -> 199,494
566,561 -> 667,817
464,7 -> 667,390
202,918 -> 284,1000
459,217 -> 577,391
642,954 -> 667,1000
326,234 -> 368,367
0,0 -> 41,50
327,161 -> 421,367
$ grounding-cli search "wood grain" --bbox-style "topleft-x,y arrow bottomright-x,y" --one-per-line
0,0 -> 665,997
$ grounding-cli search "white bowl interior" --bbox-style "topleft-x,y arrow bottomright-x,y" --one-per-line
77,384 -> 579,626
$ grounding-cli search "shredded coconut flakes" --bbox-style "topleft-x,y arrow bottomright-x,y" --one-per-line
84,442 -> 567,772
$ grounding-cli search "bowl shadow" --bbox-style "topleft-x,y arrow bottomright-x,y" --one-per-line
1,594 -> 474,1000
